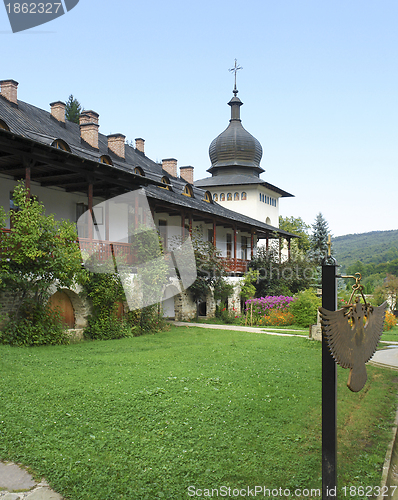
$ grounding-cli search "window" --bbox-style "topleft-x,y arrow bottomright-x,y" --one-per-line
241,236 -> 248,260
100,155 -> 113,165
220,193 -> 225,201
158,220 -> 167,250
52,139 -> 70,152
241,192 -> 247,200
76,202 -> 89,238
183,184 -> 193,197
0,119 -> 10,131
208,229 -> 213,244
161,176 -> 171,190
259,193 -> 261,201
227,193 -> 232,201
134,167 -> 144,176
234,192 -> 239,201
226,234 -> 232,258
213,193 -> 218,202
203,191 -> 212,203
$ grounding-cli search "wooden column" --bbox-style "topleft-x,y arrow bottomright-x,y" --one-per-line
181,211 -> 185,239
88,182 -> 93,240
105,199 -> 110,241
266,233 -> 269,252
25,166 -> 31,199
189,214 -> 192,237
135,194 -> 139,228
251,229 -> 254,259
288,238 -> 291,261
233,226 -> 237,272
279,238 -> 282,262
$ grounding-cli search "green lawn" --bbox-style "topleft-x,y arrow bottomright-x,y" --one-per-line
0,326 -> 397,500
380,324 -> 398,343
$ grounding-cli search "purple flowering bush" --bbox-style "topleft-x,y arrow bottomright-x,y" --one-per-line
245,296 -> 296,326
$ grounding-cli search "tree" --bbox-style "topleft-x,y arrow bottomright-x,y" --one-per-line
249,245 -> 317,297
309,212 -> 331,265
0,181 -> 83,321
187,228 -> 232,317
279,216 -> 311,253
65,94 -> 82,124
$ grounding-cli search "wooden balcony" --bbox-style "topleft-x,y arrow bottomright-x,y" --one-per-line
3,231 -> 251,275
220,257 -> 249,274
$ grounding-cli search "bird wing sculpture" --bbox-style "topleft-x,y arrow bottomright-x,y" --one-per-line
319,300 -> 387,392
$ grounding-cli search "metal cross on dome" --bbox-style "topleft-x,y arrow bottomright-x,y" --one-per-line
229,59 -> 243,95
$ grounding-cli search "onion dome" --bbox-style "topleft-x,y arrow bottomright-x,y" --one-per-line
208,90 -> 264,175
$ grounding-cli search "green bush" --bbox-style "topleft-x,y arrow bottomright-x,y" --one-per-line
84,315 -> 132,340
0,303 -> 69,346
215,302 -> 237,324
289,289 -> 321,327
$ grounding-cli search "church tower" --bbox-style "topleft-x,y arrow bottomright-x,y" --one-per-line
195,79 -> 293,228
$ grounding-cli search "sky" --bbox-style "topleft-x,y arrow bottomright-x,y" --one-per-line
1,0 -> 397,237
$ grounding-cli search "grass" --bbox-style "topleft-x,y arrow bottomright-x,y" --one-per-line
0,326 -> 397,500
380,324 -> 398,343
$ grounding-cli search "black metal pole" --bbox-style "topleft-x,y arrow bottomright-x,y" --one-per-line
322,259 -> 338,499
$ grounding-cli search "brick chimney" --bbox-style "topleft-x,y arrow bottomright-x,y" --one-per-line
135,138 -> 145,154
180,166 -> 194,185
107,133 -> 126,159
0,80 -> 18,105
50,101 -> 66,123
162,158 -> 177,178
79,112 -> 99,149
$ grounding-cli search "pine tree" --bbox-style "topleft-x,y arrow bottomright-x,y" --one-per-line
310,212 -> 330,265
65,94 -> 82,124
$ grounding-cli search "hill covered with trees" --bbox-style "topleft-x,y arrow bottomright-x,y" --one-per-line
332,229 -> 398,293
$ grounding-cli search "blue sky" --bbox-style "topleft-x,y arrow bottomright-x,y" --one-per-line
1,0 -> 397,236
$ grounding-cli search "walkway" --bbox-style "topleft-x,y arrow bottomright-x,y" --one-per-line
172,321 -> 307,337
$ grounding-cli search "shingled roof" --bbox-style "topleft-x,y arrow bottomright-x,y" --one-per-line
0,90 -> 297,240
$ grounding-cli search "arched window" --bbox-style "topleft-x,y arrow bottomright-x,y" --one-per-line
234,192 -> 239,201
203,191 -> 212,203
182,184 -> 193,197
100,155 -> 113,165
134,167 -> 144,176
213,193 -> 219,202
266,217 -> 271,225
51,139 -> 70,152
220,193 -> 225,201
259,193 -> 261,201
241,192 -> 247,200
161,176 -> 171,190
227,193 -> 232,201
0,119 -> 10,131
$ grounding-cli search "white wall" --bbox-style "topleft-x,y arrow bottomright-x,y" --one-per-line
208,184 -> 280,227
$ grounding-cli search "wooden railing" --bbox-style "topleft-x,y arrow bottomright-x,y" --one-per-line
4,231 -> 251,274
220,258 -> 249,274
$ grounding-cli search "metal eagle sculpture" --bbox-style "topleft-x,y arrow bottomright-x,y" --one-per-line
319,298 -> 387,392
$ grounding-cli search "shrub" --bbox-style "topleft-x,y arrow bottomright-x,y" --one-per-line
215,303 -> 237,324
244,295 -> 295,326
289,289 -> 320,327
260,309 -> 294,326
0,303 -> 69,346
384,311 -> 397,332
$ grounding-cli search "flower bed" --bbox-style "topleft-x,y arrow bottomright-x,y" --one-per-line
245,295 -> 295,326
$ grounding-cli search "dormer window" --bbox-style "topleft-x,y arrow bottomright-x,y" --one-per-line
100,155 -> 113,165
0,119 -> 10,131
182,184 -> 193,197
203,191 -> 212,203
134,167 -> 144,176
161,176 -> 171,190
52,139 -> 70,152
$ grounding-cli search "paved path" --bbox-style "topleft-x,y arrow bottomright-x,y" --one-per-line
172,321 -> 307,337
0,462 -> 62,499
369,345 -> 398,371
